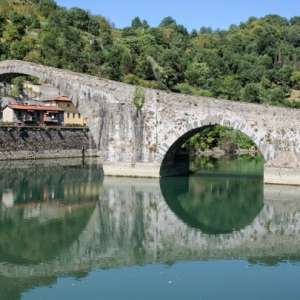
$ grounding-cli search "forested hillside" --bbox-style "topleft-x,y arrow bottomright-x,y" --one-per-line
1,0 -> 300,107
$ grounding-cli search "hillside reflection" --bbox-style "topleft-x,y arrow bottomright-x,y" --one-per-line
0,159 -> 300,300
0,163 -> 101,265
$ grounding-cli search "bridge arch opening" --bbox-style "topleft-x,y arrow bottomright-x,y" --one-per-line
160,124 -> 265,177
159,124 -> 265,234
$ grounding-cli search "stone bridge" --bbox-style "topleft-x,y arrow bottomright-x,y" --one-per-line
0,60 -> 300,184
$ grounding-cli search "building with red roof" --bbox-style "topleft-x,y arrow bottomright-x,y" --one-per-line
2,103 -> 64,126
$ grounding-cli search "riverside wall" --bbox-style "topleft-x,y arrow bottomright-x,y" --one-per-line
0,126 -> 98,160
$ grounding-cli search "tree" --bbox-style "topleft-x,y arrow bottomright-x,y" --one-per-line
131,17 -> 143,29
142,20 -> 149,29
290,16 -> 300,26
220,76 -> 242,100
240,83 -> 261,103
147,56 -> 168,88
199,26 -> 213,34
291,70 -> 300,89
0,15 -> 5,34
190,29 -> 198,38
261,86 -> 286,104
159,16 -> 176,27
2,24 -> 20,42
37,0 -> 57,17
10,40 -> 32,59
185,62 -> 210,87
102,43 -> 133,80
11,77 -> 25,98
67,7 -> 100,35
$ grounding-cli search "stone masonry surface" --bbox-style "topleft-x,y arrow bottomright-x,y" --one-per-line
0,126 -> 96,160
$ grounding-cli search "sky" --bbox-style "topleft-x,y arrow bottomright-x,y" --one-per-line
56,0 -> 300,31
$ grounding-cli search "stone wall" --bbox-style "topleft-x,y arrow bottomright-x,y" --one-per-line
0,126 -> 97,160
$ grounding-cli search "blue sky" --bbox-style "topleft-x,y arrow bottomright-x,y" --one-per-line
56,0 -> 300,30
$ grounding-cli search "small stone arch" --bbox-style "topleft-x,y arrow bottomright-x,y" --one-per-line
0,60 -> 112,148
159,114 -> 275,177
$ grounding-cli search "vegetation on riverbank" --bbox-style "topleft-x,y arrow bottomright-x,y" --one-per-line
190,155 -> 264,175
1,0 -> 300,107
186,125 -> 257,154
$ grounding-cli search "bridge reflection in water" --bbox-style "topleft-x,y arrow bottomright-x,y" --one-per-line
0,159 -> 300,299
161,176 -> 264,234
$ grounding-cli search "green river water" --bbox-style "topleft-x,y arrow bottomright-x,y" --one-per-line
0,156 -> 300,300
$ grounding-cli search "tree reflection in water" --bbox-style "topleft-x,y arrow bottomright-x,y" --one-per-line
161,156 -> 264,234
0,158 -> 300,300
0,164 -> 102,265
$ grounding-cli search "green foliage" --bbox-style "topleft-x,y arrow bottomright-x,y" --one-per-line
147,56 -> 168,88
133,86 -> 145,111
36,0 -> 58,17
159,16 -> 177,27
131,17 -> 143,29
185,62 -> 210,87
187,125 -> 256,152
0,1 -> 300,108
291,70 -> 300,89
219,76 -> 242,100
11,76 -> 26,97
66,7 -> 100,35
174,83 -> 212,97
240,83 -> 261,103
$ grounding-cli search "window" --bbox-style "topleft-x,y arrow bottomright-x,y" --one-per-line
67,112 -> 70,118
78,113 -> 81,118
73,113 -> 76,118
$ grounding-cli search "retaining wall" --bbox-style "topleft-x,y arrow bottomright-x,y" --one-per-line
0,126 -> 98,160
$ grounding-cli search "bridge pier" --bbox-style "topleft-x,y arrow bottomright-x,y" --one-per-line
102,163 -> 300,186
102,163 -> 161,178
264,167 -> 300,186
264,151 -> 300,185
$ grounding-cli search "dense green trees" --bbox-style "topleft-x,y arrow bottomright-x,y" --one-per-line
1,1 -> 300,107
187,125 -> 256,153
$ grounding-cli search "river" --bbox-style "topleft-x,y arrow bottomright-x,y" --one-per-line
0,157 -> 300,300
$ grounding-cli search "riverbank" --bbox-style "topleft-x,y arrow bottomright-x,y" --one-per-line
0,158 -> 299,186
0,126 -> 98,160
191,148 -> 258,158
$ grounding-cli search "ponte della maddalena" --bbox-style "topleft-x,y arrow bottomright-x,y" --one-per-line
1,60 -> 300,185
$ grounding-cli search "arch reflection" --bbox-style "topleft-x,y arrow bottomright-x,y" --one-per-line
0,163 -> 102,265
160,173 -> 264,235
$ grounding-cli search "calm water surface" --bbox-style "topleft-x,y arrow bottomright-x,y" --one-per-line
0,157 -> 300,300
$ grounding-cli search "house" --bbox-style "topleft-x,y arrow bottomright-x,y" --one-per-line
42,96 -> 87,126
2,103 -> 64,126
0,97 -> 17,121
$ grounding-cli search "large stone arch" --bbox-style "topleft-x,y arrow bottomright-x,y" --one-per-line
159,114 -> 275,177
